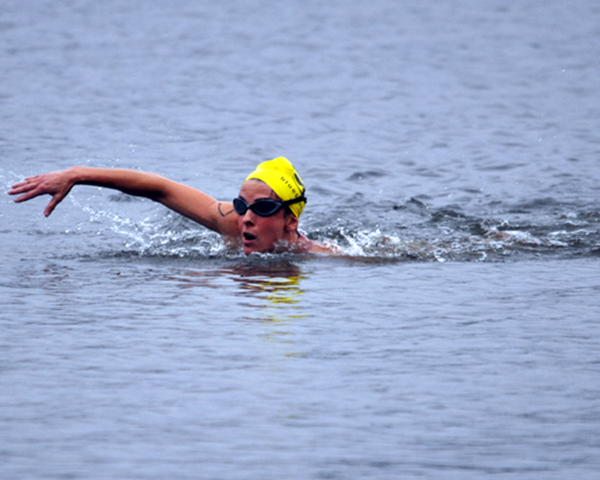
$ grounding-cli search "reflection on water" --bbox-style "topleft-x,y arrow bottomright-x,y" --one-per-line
169,260 -> 309,325
230,263 -> 309,353
168,261 -> 309,355
230,262 -> 308,321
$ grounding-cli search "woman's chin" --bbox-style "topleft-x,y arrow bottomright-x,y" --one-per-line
243,243 -> 265,255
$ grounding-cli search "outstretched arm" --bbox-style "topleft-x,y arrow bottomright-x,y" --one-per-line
8,167 -> 240,236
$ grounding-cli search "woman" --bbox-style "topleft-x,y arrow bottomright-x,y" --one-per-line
8,157 -> 338,255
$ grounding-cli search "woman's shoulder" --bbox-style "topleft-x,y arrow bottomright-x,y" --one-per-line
309,242 -> 341,254
296,230 -> 340,255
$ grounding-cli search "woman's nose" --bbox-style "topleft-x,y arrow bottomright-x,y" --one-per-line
242,209 -> 255,224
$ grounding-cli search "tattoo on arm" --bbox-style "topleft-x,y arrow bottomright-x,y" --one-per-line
218,202 -> 234,218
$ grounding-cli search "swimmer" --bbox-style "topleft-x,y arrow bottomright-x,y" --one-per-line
8,157 -> 338,255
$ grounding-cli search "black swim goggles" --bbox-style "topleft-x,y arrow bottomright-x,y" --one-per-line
232,196 -> 306,217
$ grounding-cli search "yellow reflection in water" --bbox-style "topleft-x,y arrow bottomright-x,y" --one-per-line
227,262 -> 310,360
228,262 -> 309,325
168,260 -> 309,360
168,260 -> 309,329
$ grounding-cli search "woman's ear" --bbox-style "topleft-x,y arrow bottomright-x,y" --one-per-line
284,214 -> 299,233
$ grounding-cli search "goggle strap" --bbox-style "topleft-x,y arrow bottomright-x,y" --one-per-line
284,195 -> 307,207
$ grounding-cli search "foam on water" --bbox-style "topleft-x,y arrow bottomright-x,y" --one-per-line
56,191 -> 600,263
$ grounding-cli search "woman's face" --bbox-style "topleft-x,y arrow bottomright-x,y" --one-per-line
236,180 -> 297,254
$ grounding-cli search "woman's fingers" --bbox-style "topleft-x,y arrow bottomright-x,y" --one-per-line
8,181 -> 34,195
44,198 -> 57,217
8,174 -> 63,210
9,179 -> 43,200
8,171 -> 74,217
11,190 -> 37,203
9,185 -> 40,202
9,175 -> 40,190
44,193 -> 66,217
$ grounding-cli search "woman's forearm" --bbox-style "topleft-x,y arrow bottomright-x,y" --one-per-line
68,166 -> 169,200
68,167 -> 238,235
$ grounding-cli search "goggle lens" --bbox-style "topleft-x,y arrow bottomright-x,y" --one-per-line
232,197 -> 284,217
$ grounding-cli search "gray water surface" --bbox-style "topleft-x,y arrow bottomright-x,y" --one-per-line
1,1 -> 600,479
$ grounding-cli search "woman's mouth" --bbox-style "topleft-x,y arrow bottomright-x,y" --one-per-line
242,232 -> 259,254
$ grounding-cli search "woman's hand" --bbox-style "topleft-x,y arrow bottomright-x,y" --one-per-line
8,169 -> 75,217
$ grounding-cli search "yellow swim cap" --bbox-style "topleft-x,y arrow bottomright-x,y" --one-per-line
244,157 -> 307,217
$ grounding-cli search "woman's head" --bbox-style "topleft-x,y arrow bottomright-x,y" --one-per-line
234,158 -> 307,254
235,180 -> 299,254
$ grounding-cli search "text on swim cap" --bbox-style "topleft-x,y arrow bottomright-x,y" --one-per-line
280,175 -> 303,197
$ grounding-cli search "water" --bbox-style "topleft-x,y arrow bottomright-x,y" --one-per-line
1,0 -> 600,478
